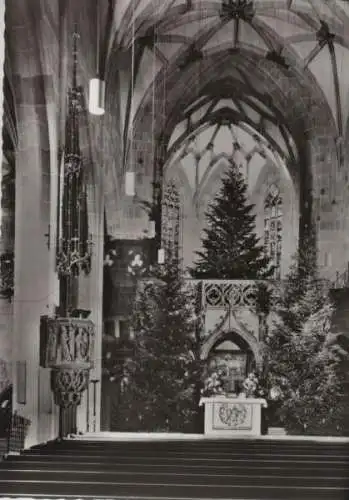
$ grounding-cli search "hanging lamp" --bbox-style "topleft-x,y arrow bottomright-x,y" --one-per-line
125,171 -> 136,196
88,1 -> 106,115
89,78 -> 105,116
125,3 -> 136,196
157,248 -> 165,264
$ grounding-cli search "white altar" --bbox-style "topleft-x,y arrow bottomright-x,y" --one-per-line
199,396 -> 267,436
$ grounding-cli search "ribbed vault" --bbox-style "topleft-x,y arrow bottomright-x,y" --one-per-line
105,0 -> 349,171
102,0 -> 349,269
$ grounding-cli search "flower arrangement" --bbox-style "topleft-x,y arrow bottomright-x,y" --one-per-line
202,369 -> 225,397
242,372 -> 266,398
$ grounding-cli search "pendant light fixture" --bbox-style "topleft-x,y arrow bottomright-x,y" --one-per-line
89,78 -> 105,116
125,2 -> 136,197
88,1 -> 111,115
125,171 -> 135,196
157,248 -> 165,264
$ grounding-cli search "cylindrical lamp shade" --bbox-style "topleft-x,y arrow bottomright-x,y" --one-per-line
158,248 -> 165,264
125,172 -> 135,196
88,78 -> 105,115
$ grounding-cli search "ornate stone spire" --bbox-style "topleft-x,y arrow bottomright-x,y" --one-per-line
56,28 -> 93,315
41,29 -> 95,438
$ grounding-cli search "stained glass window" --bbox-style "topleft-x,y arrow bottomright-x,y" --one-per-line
264,185 -> 282,279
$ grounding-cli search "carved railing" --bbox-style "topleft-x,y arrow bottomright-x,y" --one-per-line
137,278 -> 264,310
189,280 -> 260,310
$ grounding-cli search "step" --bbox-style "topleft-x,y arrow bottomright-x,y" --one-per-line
19,449 -> 349,460
1,469 -> 348,486
2,460 -> 347,476
268,427 -> 287,436
1,438 -> 348,500
8,453 -> 349,466
0,479 -> 347,499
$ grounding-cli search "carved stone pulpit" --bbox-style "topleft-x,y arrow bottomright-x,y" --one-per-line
45,317 -> 95,408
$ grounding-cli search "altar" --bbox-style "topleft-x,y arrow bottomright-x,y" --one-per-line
199,396 -> 267,436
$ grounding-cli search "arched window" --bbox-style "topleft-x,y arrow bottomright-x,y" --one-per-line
264,185 -> 282,279
161,181 -> 181,262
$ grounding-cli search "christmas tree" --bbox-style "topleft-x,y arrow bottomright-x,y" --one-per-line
264,231 -> 349,435
191,162 -> 272,279
113,256 -> 204,432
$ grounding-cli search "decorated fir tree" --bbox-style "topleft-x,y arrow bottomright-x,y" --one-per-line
191,162 -> 272,279
264,231 -> 349,435
113,256 -> 204,432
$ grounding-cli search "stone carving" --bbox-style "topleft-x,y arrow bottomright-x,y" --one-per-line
0,252 -> 14,300
203,280 -> 257,308
218,402 -> 248,427
56,236 -> 93,277
161,182 -> 181,262
64,151 -> 83,178
0,359 -> 10,393
220,0 -> 255,21
51,368 -> 89,407
45,317 -> 95,369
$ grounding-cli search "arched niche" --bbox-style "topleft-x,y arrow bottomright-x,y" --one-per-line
201,325 -> 261,365
202,330 -> 259,394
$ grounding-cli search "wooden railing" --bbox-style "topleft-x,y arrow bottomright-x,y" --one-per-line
4,412 -> 31,456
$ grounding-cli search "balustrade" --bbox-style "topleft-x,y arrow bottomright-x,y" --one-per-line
199,279 -> 258,309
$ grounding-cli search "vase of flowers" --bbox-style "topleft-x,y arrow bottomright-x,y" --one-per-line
242,372 -> 266,398
202,369 -> 225,397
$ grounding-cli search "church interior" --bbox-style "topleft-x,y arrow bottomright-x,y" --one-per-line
1,0 -> 349,452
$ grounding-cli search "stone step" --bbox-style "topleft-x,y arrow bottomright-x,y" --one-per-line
1,438 -> 348,499
1,460 -> 348,476
268,427 -> 287,436
0,478 -> 348,500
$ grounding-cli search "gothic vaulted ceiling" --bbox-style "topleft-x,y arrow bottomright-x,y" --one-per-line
105,0 -> 349,176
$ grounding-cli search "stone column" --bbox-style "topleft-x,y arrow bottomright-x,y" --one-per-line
12,98 -> 59,447
4,0 -> 65,447
0,0 -> 11,393
0,0 -> 5,169
76,174 -> 104,433
0,155 -> 14,391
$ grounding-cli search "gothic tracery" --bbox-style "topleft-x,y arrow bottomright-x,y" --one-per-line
161,181 -> 181,262
263,185 -> 283,279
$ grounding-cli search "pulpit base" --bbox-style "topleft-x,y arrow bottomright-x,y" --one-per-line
199,396 -> 267,437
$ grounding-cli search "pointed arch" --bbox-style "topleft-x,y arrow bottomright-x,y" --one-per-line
201,325 -> 262,368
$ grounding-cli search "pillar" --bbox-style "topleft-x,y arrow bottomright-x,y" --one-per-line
0,156 -> 14,392
0,0 -> 5,167
13,96 -> 59,447
76,172 -> 104,433
0,0 -> 10,393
